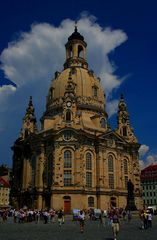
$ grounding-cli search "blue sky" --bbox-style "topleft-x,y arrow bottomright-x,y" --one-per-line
0,0 -> 157,168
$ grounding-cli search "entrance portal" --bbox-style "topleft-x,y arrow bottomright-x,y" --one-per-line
110,197 -> 117,207
63,196 -> 71,213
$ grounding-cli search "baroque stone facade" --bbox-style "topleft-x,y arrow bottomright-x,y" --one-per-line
11,26 -> 142,211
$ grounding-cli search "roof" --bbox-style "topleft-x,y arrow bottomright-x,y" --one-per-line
0,177 -> 10,188
141,164 -> 157,181
68,27 -> 84,41
141,164 -> 157,173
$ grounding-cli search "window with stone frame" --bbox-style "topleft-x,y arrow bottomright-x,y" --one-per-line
109,173 -> 114,189
86,152 -> 92,188
88,196 -> 94,207
108,155 -> 114,189
123,159 -> 128,189
64,170 -> 72,186
64,150 -> 72,168
124,175 -> 128,189
123,159 -> 128,174
100,118 -> 107,128
64,130 -> 72,141
108,155 -> 114,172
123,126 -> 127,136
64,150 -> 72,186
65,110 -> 71,122
86,172 -> 92,187
92,86 -> 98,97
86,152 -> 92,170
49,87 -> 54,100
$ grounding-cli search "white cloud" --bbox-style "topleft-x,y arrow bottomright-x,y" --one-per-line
0,85 -> 16,107
139,160 -> 146,170
138,144 -> 149,157
139,153 -> 157,170
147,155 -> 157,165
106,99 -> 119,117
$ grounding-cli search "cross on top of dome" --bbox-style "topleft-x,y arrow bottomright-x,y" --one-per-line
68,21 -> 84,41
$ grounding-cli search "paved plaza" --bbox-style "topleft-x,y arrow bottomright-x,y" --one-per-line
0,214 -> 157,240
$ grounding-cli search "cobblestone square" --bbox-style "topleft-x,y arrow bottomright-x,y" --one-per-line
0,214 -> 157,240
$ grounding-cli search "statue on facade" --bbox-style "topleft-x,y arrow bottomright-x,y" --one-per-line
127,179 -> 134,198
126,179 -> 137,210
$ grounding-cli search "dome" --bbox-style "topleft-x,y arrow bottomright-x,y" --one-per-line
46,67 -> 106,113
43,27 -> 107,122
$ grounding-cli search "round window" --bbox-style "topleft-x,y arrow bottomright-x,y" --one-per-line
64,131 -> 72,141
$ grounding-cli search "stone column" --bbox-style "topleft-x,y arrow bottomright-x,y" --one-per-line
36,144 -> 45,191
35,144 -> 45,209
23,158 -> 31,190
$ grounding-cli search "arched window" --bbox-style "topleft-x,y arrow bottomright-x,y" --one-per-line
124,176 -> 128,189
64,150 -> 72,168
66,110 -> 71,122
64,130 -> 72,141
78,45 -> 84,58
123,159 -> 128,174
86,153 -> 92,170
108,155 -> 114,172
25,129 -> 29,138
49,87 -> 54,100
64,150 -> 72,186
123,127 -> 127,136
86,172 -> 92,187
88,196 -> 94,207
100,118 -> 106,128
108,155 -> 114,189
124,159 -> 128,188
68,45 -> 73,58
92,86 -> 98,97
86,152 -> 92,188
64,170 -> 72,186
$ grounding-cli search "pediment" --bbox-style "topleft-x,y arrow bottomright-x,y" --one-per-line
99,130 -> 127,144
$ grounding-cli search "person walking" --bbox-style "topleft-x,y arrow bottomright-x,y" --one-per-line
79,210 -> 85,233
98,210 -> 104,227
57,209 -> 63,226
127,210 -> 132,223
111,210 -> 120,240
148,211 -> 152,228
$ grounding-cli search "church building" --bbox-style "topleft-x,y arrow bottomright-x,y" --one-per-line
11,26 -> 142,212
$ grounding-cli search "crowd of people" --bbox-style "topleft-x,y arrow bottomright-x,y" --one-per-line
0,207 -> 154,240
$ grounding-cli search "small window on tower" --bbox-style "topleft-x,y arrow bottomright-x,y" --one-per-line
25,129 -> 29,138
92,86 -> 98,97
66,110 -> 71,122
78,45 -> 84,58
49,87 -> 54,99
123,127 -> 127,136
68,45 -> 73,58
100,118 -> 106,128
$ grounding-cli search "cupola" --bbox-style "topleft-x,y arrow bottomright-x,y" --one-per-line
64,23 -> 88,69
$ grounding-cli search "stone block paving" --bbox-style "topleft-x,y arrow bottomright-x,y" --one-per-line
0,215 -> 157,240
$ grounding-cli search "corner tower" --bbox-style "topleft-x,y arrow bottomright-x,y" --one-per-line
116,94 -> 137,143
20,96 -> 37,139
